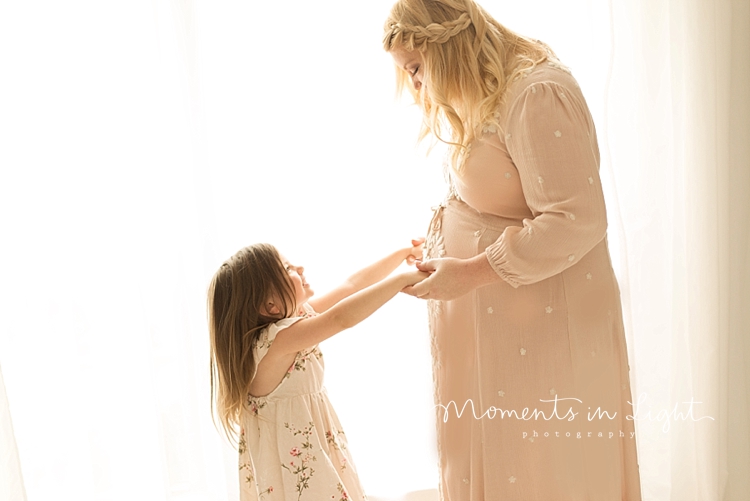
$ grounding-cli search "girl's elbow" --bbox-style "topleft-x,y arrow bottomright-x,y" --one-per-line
327,310 -> 354,331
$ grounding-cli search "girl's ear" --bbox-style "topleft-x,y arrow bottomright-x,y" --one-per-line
262,301 -> 281,316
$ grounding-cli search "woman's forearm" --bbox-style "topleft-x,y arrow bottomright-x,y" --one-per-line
407,253 -> 504,301
465,252 -> 505,289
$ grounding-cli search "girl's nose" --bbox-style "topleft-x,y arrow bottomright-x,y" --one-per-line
297,265 -> 305,275
412,77 -> 422,90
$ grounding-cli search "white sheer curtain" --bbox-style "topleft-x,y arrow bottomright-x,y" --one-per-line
0,1 -> 748,500
601,0 -> 750,499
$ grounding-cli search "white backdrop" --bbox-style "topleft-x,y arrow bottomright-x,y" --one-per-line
1,0 -> 748,500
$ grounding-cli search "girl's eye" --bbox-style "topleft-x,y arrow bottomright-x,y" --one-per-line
411,66 -> 420,77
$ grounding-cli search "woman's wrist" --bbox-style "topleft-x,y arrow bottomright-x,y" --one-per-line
464,253 -> 503,289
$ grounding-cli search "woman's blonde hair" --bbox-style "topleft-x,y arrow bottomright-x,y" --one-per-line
207,243 -> 295,444
382,0 -> 559,173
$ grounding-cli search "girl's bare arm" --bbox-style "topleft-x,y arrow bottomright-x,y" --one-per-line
308,239 -> 423,313
268,269 -> 427,357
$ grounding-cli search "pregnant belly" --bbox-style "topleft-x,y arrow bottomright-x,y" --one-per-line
453,167 -> 533,220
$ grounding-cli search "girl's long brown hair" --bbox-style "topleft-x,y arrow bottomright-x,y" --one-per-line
383,0 -> 561,174
207,243 -> 295,444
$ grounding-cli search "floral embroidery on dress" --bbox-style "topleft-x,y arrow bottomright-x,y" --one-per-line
282,422 -> 318,500
424,186 -> 460,423
247,396 -> 268,416
325,429 -> 349,471
285,347 -> 323,380
547,59 -> 572,74
325,429 -> 347,451
482,123 -> 497,134
257,332 -> 274,350
297,305 -> 317,319
336,482 -> 350,501
238,428 -> 256,486
480,109 -> 504,137
258,486 -> 274,500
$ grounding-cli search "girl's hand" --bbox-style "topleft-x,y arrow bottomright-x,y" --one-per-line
399,269 -> 430,288
405,237 -> 425,265
403,258 -> 471,300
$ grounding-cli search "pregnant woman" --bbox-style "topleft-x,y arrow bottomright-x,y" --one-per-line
383,0 -> 642,499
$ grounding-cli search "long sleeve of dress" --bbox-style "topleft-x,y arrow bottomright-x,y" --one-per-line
484,80 -> 608,288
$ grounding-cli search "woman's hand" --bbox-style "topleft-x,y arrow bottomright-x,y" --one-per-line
402,254 -> 503,301
405,237 -> 425,265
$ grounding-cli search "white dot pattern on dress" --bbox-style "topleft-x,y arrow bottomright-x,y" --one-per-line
554,130 -> 562,138
550,388 -> 557,395
505,172 -> 512,179
498,390 -> 505,397
509,476 -> 517,483
520,348 -> 527,355
569,213 -> 576,220
568,254 -> 575,262
545,306 -> 553,314
487,307 -> 494,314
538,176 -> 544,184
463,478 -> 469,484
474,230 -> 482,237
586,273 -> 592,280
506,133 -> 512,140
588,176 -> 594,184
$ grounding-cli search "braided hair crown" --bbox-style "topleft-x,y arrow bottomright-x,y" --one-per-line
383,0 -> 492,53
383,0 -> 556,174
384,11 -> 472,52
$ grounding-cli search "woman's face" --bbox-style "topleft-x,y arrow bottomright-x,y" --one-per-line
390,47 -> 424,91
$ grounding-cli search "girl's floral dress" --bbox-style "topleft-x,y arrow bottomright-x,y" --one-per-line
239,303 -> 366,501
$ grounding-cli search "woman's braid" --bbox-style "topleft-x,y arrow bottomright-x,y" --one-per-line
384,12 -> 472,51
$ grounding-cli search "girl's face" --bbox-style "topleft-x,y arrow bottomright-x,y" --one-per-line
281,255 -> 313,308
390,46 -> 425,91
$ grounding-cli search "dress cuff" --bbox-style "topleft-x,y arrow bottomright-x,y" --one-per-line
484,246 -> 521,289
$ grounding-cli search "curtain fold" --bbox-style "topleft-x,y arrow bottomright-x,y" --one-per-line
0,365 -> 27,501
724,1 -> 750,498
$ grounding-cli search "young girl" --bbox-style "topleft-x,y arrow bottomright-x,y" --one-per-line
208,240 -> 427,501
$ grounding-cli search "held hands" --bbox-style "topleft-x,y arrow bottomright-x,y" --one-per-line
402,257 -> 483,301
398,237 -> 428,290
399,269 -> 431,289
405,237 -> 425,266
